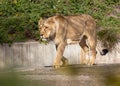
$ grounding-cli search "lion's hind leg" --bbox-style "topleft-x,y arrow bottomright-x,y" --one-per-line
87,37 -> 97,66
79,38 -> 89,64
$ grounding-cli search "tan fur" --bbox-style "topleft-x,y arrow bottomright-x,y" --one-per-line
38,14 -> 97,68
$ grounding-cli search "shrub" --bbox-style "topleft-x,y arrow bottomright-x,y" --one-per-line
0,0 -> 120,49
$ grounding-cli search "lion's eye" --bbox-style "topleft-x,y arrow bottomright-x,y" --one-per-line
44,28 -> 47,31
45,26 -> 48,29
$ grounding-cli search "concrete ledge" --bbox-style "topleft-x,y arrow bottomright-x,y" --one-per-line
0,42 -> 120,68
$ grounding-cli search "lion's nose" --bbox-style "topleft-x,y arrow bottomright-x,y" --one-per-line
40,34 -> 43,36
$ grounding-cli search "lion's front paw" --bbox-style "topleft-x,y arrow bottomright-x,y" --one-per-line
53,65 -> 61,69
53,62 -> 61,69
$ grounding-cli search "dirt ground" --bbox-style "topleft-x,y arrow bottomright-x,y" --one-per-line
13,64 -> 120,86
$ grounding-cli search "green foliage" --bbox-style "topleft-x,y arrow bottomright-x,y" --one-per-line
0,0 -> 120,49
97,28 -> 120,50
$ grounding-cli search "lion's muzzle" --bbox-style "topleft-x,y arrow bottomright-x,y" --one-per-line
40,35 -> 50,41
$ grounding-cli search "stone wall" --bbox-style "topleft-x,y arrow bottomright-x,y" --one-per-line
0,42 -> 120,68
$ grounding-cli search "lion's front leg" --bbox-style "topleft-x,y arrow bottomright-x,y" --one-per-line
54,42 -> 66,69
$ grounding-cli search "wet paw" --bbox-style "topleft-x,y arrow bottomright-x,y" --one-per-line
53,65 -> 61,69
53,62 -> 61,69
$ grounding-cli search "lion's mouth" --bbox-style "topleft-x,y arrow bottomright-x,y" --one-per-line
40,36 -> 50,41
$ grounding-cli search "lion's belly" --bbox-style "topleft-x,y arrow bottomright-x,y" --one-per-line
67,39 -> 80,44
66,33 -> 84,45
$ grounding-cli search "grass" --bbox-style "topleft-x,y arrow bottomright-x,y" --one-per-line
0,0 -> 120,50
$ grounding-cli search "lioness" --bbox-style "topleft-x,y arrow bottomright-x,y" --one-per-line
38,14 -> 97,68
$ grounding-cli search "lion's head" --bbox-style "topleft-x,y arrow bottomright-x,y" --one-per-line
38,17 -> 56,40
